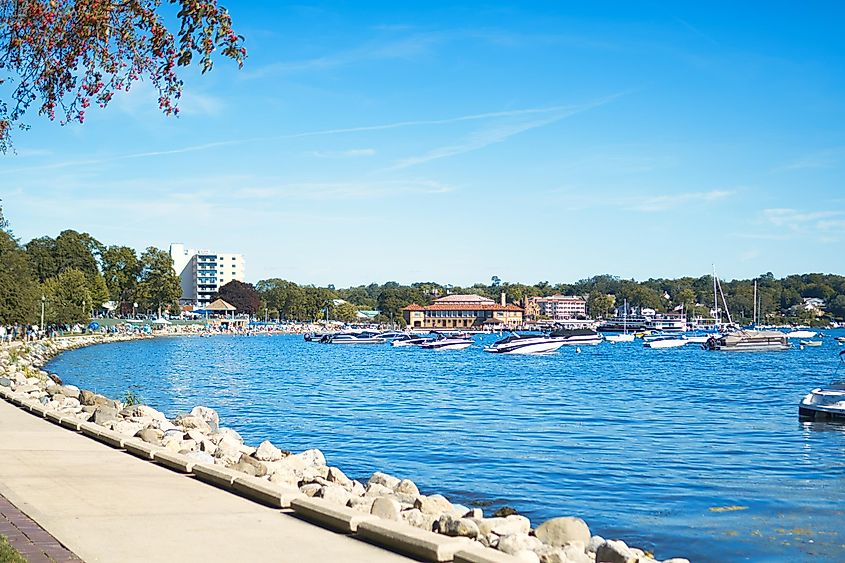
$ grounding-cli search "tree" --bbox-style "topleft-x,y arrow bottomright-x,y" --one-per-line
101,245 -> 140,307
136,247 -> 180,314
0,0 -> 246,152
42,268 -> 91,324
0,229 -> 39,324
332,301 -> 358,323
828,295 -> 845,320
213,280 -> 259,315
588,292 -> 615,318
25,236 -> 58,281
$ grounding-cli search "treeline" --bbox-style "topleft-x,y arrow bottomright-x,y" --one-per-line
256,274 -> 845,326
0,207 -> 181,325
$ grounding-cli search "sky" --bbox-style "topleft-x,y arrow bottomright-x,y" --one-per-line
2,1 -> 844,287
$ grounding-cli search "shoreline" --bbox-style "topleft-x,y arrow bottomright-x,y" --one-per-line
1,335 -> 690,563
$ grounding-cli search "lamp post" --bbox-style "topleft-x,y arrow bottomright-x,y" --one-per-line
40,295 -> 45,332
133,302 -> 138,319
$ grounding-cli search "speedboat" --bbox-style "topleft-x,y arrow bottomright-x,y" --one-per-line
643,336 -> 688,349
785,330 -> 818,339
326,332 -> 385,344
703,330 -> 790,352
391,334 -> 434,347
836,337 -> 845,344
549,328 -> 602,346
604,333 -> 635,343
800,340 -> 823,347
484,333 -> 565,355
800,352 -> 845,421
419,333 -> 473,351
375,331 -> 404,340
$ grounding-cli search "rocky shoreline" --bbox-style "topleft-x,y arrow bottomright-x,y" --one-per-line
0,335 -> 690,563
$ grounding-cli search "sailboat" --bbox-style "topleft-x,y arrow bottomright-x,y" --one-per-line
605,299 -> 635,342
703,268 -> 790,352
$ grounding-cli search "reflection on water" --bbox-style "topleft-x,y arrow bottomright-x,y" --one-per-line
48,331 -> 845,562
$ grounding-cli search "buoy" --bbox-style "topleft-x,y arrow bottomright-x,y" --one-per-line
576,347 -> 582,353
800,345 -> 804,350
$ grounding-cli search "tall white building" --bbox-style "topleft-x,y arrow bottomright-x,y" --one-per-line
169,243 -> 246,307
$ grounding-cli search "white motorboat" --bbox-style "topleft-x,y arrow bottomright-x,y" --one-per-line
785,330 -> 818,339
644,336 -> 688,349
800,340 -> 823,347
326,332 -> 385,344
605,333 -> 635,343
484,333 -> 565,355
684,333 -> 719,344
800,352 -> 845,421
391,334 -> 434,347
419,333 -> 473,351
549,328 -> 602,346
836,336 -> 845,344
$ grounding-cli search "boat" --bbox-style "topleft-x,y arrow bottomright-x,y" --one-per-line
643,336 -> 688,349
799,351 -> 845,421
703,330 -> 790,351
800,340 -> 823,347
604,299 -> 636,343
419,333 -> 474,351
374,331 -> 404,340
643,316 -> 686,332
484,333 -> 566,355
549,327 -> 602,346
391,334 -> 434,347
785,330 -> 818,339
683,333 -> 719,344
836,337 -> 845,344
326,332 -> 385,344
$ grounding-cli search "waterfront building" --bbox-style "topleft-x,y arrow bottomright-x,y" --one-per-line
169,243 -> 246,307
528,295 -> 587,320
402,293 -> 523,329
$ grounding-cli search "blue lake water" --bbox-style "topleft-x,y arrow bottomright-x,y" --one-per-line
47,332 -> 845,562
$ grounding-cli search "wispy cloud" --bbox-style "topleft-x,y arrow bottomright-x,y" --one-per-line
553,188 -> 735,213
629,190 -> 733,212
758,208 -> 844,243
774,147 -> 845,172
384,93 -> 626,171
235,179 -> 452,200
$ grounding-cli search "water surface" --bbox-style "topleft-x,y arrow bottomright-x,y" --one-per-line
47,332 -> 845,562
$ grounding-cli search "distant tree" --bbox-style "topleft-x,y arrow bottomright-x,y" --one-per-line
136,247 -> 181,314
0,0 -> 246,152
0,228 -> 39,323
101,245 -> 141,307
491,275 -> 501,287
214,280 -> 260,315
588,292 -> 615,318
24,236 -> 58,281
828,295 -> 845,320
54,230 -> 101,274
42,268 -> 91,324
332,301 -> 359,323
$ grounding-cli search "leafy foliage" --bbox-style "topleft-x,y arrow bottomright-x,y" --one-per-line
0,0 -> 246,151
136,247 -> 181,314
213,279 -> 259,314
42,268 -> 91,324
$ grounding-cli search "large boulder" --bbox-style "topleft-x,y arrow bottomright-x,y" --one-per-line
496,534 -> 544,555
327,466 -> 352,489
371,497 -> 402,521
120,404 -> 167,422
254,440 -> 284,462
93,405 -> 120,426
436,514 -> 479,539
175,415 -> 211,433
190,406 -> 219,432
368,471 -> 400,489
295,449 -> 325,467
136,427 -> 165,445
394,479 -> 420,496
534,516 -> 591,547
401,508 -> 437,531
113,420 -> 144,437
595,540 -> 636,563
415,494 -> 454,515
317,484 -> 351,507
473,515 -> 531,536
185,451 -> 215,465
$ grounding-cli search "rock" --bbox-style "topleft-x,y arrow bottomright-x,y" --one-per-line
327,466 -> 352,489
58,385 -> 80,399
368,471 -> 401,489
587,536 -> 606,554
464,508 -> 483,519
186,428 -> 207,442
595,540 -> 636,563
136,427 -> 165,445
0,377 -> 10,387
436,514 -> 479,539
349,496 -> 376,513
661,559 -> 691,563
113,420 -> 144,437
269,469 -> 299,488
295,449 -> 325,467
120,404 -> 167,422
534,545 -> 569,563
497,534 -> 544,555
474,515 -> 531,536
493,506 -> 520,518
394,478 -> 420,496
254,440 -> 284,462
231,460 -> 257,477
561,544 -> 592,563
365,483 -> 395,497
535,517 -> 591,548
216,427 -> 243,445
213,436 -> 242,464
79,389 -> 96,405
350,480 -> 366,497
318,484 -> 352,506
401,508 -> 437,531
185,451 -> 215,465
415,494 -> 454,515
199,440 -> 218,456
190,406 -> 220,432
175,415 -> 211,433
46,384 -> 63,396
299,483 -> 322,497
15,384 -> 39,394
513,550 -> 541,563
235,454 -> 267,477
59,397 -> 81,411
371,497 -> 402,521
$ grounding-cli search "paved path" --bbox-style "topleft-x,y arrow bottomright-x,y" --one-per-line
0,399 -> 414,563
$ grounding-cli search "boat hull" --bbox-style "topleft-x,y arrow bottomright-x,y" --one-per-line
644,339 -> 687,349
484,340 -> 565,355
605,334 -> 635,343
421,342 -> 473,351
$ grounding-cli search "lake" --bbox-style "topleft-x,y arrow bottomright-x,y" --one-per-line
47,331 -> 845,562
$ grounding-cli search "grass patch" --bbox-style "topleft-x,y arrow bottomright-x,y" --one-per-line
0,535 -> 26,563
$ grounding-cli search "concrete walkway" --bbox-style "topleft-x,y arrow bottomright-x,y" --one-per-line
0,399 -> 414,563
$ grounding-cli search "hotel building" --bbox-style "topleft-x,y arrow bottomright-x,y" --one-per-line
170,243 -> 246,307
527,295 -> 587,320
403,294 -> 523,329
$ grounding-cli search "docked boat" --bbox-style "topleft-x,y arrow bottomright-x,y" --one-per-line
785,330 -> 818,339
326,332 -> 385,344
419,333 -> 474,351
484,333 -> 566,355
703,330 -> 790,352
644,316 -> 686,333
799,352 -> 845,421
605,333 -> 635,343
549,328 -> 602,346
836,336 -> 845,344
643,336 -> 688,349
800,340 -> 823,347
391,334 -> 434,347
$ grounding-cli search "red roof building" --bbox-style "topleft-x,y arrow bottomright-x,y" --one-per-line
402,294 -> 524,329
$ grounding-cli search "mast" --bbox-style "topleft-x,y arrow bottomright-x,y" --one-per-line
713,265 -> 719,328
753,280 -> 758,326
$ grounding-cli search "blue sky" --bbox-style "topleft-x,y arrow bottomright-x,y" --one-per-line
2,1 -> 844,286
